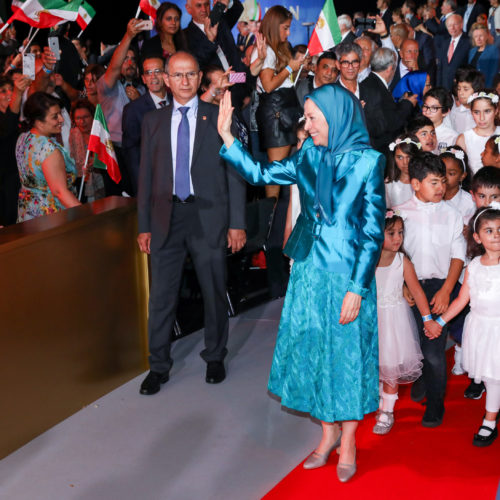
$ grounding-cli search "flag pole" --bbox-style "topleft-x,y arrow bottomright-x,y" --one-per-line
294,48 -> 309,86
135,6 -> 141,18
0,22 -> 10,36
2,0 -> 38,35
78,150 -> 91,201
21,28 -> 39,55
77,29 -> 84,38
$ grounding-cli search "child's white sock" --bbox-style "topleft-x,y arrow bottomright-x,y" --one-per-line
478,418 -> 496,436
381,391 -> 398,413
379,382 -> 384,410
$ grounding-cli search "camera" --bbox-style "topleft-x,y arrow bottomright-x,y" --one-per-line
354,18 -> 376,31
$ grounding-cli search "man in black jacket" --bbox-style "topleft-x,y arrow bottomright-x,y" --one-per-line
360,47 -> 417,154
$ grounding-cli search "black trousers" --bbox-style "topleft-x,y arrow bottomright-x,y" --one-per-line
411,278 -> 449,411
147,202 -> 229,373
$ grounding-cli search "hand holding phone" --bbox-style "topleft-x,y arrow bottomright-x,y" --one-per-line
229,72 -> 246,84
136,20 -> 153,31
48,36 -> 60,61
22,53 -> 35,80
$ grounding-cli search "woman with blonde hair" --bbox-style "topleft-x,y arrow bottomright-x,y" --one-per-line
468,22 -> 499,86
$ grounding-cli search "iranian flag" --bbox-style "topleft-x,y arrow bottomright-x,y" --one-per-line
139,0 -> 161,20
88,105 -> 121,184
8,0 -> 81,28
307,0 -> 342,56
76,1 -> 95,31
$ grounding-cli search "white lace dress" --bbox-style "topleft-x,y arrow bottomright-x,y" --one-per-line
375,252 -> 423,386
462,257 -> 500,384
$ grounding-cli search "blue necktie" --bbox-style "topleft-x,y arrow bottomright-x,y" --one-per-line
175,106 -> 190,201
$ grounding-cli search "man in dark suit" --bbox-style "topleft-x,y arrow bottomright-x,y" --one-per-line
295,51 -> 337,109
377,0 -> 393,32
122,56 -> 169,196
137,52 -> 247,395
338,14 -> 356,45
459,0 -> 486,33
360,47 -> 417,153
436,14 -> 471,90
184,0 -> 244,72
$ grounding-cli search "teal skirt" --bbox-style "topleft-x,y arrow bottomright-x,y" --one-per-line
268,253 -> 379,422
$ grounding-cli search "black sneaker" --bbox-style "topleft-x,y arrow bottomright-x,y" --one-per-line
422,404 -> 444,428
464,380 -> 485,400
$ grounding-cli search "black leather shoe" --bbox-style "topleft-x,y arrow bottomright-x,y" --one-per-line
411,376 -> 426,402
473,425 -> 498,447
206,361 -> 226,384
464,380 -> 485,399
422,405 -> 444,428
140,371 -> 169,395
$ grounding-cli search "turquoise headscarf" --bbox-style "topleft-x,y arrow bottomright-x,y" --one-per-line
305,84 -> 371,225
392,71 -> 428,106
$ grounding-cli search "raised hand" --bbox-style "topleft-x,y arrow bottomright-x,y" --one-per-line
255,32 -> 267,61
217,90 -> 235,147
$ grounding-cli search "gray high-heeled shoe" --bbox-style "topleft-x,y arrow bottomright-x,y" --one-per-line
336,451 -> 356,482
303,432 -> 342,469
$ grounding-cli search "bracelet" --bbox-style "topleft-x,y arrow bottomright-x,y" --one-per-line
421,314 -> 433,323
436,316 -> 447,327
380,32 -> 389,39
285,65 -> 293,74
9,63 -> 16,70
42,65 -> 52,74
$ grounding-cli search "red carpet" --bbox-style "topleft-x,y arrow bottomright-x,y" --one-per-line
263,352 -> 500,500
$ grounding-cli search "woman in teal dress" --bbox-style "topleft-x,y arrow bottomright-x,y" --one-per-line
218,84 -> 385,482
16,92 -> 80,222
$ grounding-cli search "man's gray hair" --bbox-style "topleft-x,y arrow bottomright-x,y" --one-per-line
355,35 -> 377,52
337,14 -> 353,30
371,47 -> 397,73
443,0 -> 457,10
334,41 -> 362,61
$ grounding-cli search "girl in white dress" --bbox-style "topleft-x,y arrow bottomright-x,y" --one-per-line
385,136 -> 421,208
480,134 -> 500,168
373,211 -> 441,435
456,91 -> 500,175
437,203 -> 500,447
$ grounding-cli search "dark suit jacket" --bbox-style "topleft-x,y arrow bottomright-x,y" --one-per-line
389,55 -> 402,92
468,44 -> 500,86
138,99 -> 246,250
184,0 -> 245,72
381,10 -> 392,32
459,2 -> 486,33
122,92 -> 158,196
424,17 -> 440,35
436,34 -> 471,90
360,72 -> 414,152
340,31 -> 356,45
295,75 -> 314,109
415,31 -> 437,84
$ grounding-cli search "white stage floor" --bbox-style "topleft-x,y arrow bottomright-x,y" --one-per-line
0,299 -> 321,500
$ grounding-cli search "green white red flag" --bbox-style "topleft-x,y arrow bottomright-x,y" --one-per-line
9,0 -> 82,28
76,1 -> 95,31
307,0 -> 342,56
139,0 -> 161,20
88,105 -> 121,184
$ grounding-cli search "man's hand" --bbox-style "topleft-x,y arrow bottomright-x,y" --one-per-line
125,85 -> 140,101
41,47 -> 57,71
368,15 -> 388,36
137,232 -> 151,254
204,17 -> 219,42
227,228 -> 246,253
430,287 -> 450,315
126,18 -> 143,39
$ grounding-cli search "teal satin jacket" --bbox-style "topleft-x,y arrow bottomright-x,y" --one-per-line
220,138 -> 386,297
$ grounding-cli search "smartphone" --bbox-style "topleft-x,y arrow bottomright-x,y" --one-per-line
48,35 -> 60,60
229,72 -> 246,84
22,53 -> 36,80
209,1 -> 225,27
137,20 -> 153,31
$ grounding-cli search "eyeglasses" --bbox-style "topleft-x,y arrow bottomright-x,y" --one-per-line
168,71 -> 199,81
339,59 -> 360,68
422,105 -> 443,113
144,69 -> 164,77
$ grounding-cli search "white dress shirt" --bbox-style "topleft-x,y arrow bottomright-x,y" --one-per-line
395,195 -> 466,280
435,121 -> 458,150
171,96 -> 198,195
149,90 -> 169,109
338,76 -> 360,99
445,189 -> 476,224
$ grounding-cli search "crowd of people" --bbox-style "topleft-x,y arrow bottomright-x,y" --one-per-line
1,0 -> 500,484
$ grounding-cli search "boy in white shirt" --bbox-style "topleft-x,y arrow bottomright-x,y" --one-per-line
396,152 -> 466,427
422,88 -> 458,151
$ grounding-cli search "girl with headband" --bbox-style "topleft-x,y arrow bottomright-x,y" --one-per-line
434,202 -> 500,447
385,135 -> 422,207
456,91 -> 500,175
